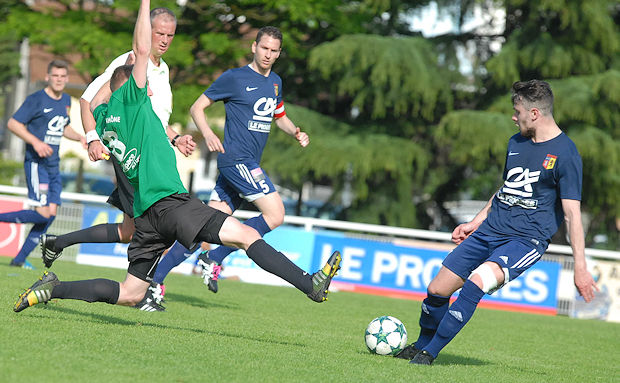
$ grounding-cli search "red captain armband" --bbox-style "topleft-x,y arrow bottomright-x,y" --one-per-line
274,101 -> 286,119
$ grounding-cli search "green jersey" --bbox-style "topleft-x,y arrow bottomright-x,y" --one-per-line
94,75 -> 187,217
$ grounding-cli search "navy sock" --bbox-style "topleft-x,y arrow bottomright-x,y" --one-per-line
51,279 -> 120,304
12,216 -> 55,264
0,209 -> 49,224
54,223 -> 121,251
424,280 -> 485,358
153,241 -> 195,284
246,239 -> 312,293
209,215 -> 271,264
414,292 -> 450,349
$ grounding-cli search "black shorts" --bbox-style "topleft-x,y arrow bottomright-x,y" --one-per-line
107,160 -> 135,218
127,193 -> 228,266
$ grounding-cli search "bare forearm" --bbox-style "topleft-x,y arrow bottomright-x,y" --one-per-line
7,118 -> 39,146
80,98 -> 97,133
567,209 -> 586,269
190,104 -> 215,137
275,115 -> 297,136
133,0 -> 151,57
62,126 -> 84,142
471,194 -> 495,226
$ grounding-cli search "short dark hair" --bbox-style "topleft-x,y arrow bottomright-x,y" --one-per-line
150,7 -> 176,24
47,60 -> 68,73
110,65 -> 133,92
511,80 -> 554,116
255,26 -> 282,45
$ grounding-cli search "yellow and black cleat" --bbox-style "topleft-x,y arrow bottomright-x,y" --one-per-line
307,251 -> 342,303
14,271 -> 60,312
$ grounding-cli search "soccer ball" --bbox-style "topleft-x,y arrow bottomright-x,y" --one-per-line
365,315 -> 407,355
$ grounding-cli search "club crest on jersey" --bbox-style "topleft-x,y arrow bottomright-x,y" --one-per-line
273,83 -> 279,96
542,154 -> 557,170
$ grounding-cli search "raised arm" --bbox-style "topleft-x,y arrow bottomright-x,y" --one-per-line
132,0 -> 151,88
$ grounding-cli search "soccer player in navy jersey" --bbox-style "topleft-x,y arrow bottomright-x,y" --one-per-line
0,60 -> 85,269
395,80 -> 598,365
159,26 -> 309,294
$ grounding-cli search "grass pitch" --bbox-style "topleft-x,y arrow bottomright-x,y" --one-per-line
1,257 -> 618,382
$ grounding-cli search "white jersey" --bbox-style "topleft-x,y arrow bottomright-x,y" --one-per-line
82,51 -> 173,128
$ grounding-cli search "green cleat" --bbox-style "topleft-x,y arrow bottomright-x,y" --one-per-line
307,251 -> 342,303
14,271 -> 60,312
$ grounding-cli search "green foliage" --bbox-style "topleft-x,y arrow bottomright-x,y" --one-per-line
489,0 -> 619,87
309,34 -> 452,122
0,0 -> 617,243
263,104 -> 428,225
571,126 -> 620,216
0,156 -> 21,184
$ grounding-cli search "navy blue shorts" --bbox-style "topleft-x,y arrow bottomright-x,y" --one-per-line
24,160 -> 61,207
443,230 -> 548,284
210,162 -> 276,211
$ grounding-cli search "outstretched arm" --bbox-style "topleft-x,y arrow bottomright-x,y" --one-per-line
562,198 -> 598,302
132,0 -> 151,88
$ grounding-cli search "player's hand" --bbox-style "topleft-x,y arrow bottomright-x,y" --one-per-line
175,134 -> 196,157
295,127 -> 309,147
451,221 -> 478,245
87,139 -> 110,162
79,136 -> 88,150
204,132 -> 224,153
574,266 -> 599,303
33,140 -> 53,158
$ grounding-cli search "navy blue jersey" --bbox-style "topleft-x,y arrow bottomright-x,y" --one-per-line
479,132 -> 582,245
204,65 -> 283,167
12,90 -> 71,165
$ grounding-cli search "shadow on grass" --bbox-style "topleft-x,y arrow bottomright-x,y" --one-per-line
27,305 -> 306,347
434,353 -> 489,366
359,350 -> 489,366
163,291 -> 238,310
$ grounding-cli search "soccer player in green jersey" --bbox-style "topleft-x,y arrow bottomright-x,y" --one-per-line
14,0 -> 341,313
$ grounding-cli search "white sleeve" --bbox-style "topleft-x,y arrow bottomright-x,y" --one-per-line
81,52 -> 131,102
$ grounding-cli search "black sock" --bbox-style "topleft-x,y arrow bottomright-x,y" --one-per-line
51,279 -> 120,304
246,239 -> 312,294
54,223 -> 121,251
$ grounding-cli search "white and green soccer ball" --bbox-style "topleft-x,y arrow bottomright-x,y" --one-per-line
365,315 -> 408,355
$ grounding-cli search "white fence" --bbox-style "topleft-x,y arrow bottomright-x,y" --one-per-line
0,184 -> 618,261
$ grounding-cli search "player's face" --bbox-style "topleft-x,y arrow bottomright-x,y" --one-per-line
512,102 -> 535,138
46,67 -> 68,94
251,35 -> 282,74
151,16 -> 176,60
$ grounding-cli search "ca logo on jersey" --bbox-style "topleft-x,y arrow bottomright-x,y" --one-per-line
503,167 -> 540,197
498,167 -> 540,209
249,97 -> 277,133
43,115 -> 68,145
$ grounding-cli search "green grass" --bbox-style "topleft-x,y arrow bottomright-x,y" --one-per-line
1,257 -> 618,383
